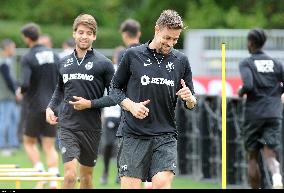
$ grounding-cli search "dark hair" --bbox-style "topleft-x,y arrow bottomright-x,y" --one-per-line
120,19 -> 141,38
21,23 -> 41,41
65,38 -> 75,47
247,28 -> 267,49
156,10 -> 183,30
0,39 -> 15,49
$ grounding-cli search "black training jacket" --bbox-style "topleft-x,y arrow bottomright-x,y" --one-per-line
239,51 -> 284,120
48,49 -> 115,131
110,42 -> 195,137
20,44 -> 59,113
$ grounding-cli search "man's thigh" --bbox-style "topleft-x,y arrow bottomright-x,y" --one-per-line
118,136 -> 152,182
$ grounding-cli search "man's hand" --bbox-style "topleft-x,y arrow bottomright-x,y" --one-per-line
15,87 -> 23,103
121,98 -> 150,119
176,79 -> 196,109
46,107 -> 58,125
69,96 -> 91,110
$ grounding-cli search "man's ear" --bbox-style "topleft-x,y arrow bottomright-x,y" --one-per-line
154,25 -> 160,36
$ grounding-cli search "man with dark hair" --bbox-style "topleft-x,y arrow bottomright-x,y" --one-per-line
117,18 -> 141,63
38,34 -> 53,48
0,39 -> 20,155
239,28 -> 284,189
109,10 -> 196,189
46,13 -> 115,189
19,23 -> 60,188
59,38 -> 75,59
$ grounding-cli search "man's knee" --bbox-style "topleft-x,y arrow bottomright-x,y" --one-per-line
152,171 -> 174,189
64,170 -> 77,185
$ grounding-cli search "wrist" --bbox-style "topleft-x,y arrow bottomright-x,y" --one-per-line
87,100 -> 92,108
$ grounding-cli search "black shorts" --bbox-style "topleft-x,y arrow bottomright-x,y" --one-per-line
24,112 -> 56,138
58,128 -> 101,167
118,134 -> 177,182
242,118 -> 281,151
101,117 -> 120,146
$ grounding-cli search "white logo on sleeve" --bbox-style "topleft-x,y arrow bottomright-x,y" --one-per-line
140,75 -> 174,86
85,62 -> 93,70
166,62 -> 174,72
254,60 -> 274,73
61,147 -> 66,154
144,58 -> 152,66
64,58 -> 73,67
35,51 -> 54,65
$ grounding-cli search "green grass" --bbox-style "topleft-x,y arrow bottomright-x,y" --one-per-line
0,146 -> 220,189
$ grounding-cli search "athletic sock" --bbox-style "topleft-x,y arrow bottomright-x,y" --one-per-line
34,162 -> 45,172
48,167 -> 59,188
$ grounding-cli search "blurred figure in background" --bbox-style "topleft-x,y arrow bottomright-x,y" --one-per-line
100,46 -> 125,185
59,38 -> 75,59
0,39 -> 21,156
38,34 -> 53,48
238,28 -> 284,189
19,23 -> 60,189
117,18 -> 141,63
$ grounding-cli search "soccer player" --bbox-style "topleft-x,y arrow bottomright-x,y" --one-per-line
109,10 -> 196,189
117,18 -> 141,64
38,34 -> 53,48
19,23 -> 60,188
46,13 -> 115,189
238,28 -> 284,189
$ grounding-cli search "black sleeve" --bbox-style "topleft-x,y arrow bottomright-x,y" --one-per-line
0,63 -> 17,94
117,49 -> 125,66
238,60 -> 253,97
182,56 -> 196,109
90,60 -> 117,108
277,61 -> 284,93
109,50 -> 131,105
47,73 -> 64,111
20,56 -> 32,93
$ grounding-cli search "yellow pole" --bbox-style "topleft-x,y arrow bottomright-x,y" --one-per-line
15,180 -> 20,189
221,43 -> 226,189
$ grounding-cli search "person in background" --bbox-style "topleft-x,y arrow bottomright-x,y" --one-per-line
238,28 -> 284,189
117,18 -> 141,64
59,38 -> 75,59
0,39 -> 21,156
19,23 -> 60,189
38,34 -> 53,48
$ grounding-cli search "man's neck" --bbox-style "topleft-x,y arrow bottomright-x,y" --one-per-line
76,47 -> 91,58
28,41 -> 38,48
126,39 -> 140,47
148,39 -> 157,51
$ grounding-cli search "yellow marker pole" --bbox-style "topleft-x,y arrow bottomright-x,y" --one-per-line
221,43 -> 226,189
15,180 -> 20,189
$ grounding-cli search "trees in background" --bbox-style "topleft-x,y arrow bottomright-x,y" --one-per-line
0,0 -> 283,48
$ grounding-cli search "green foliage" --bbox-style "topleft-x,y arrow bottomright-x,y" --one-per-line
1,0 -> 284,49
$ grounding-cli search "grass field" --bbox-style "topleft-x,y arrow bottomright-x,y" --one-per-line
0,146 -> 220,189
